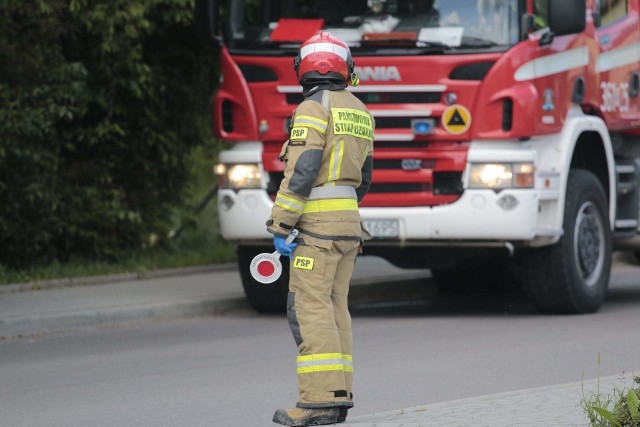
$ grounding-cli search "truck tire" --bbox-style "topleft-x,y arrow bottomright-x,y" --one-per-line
237,245 -> 288,313
519,169 -> 612,313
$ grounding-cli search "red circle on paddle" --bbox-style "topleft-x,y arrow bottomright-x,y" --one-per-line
257,260 -> 276,277
250,252 -> 283,284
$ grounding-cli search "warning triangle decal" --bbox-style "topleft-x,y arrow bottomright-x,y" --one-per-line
442,104 -> 471,134
447,109 -> 466,127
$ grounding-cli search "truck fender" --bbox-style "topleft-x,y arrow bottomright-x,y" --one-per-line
549,106 -> 616,241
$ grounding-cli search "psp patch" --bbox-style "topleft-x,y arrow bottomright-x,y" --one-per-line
290,127 -> 308,140
293,256 -> 314,270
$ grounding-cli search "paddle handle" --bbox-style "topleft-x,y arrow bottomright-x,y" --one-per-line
285,229 -> 299,245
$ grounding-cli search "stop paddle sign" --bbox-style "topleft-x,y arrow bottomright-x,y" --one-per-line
250,230 -> 298,284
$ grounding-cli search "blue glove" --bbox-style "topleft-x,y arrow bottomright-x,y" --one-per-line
274,235 -> 297,259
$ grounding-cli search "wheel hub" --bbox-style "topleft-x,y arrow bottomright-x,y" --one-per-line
573,201 -> 605,287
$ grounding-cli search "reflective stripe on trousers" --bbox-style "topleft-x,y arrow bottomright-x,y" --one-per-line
297,353 -> 353,374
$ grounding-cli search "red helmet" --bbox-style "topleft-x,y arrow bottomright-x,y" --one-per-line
294,31 -> 359,86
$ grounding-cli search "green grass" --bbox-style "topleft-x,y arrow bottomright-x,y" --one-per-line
581,355 -> 640,427
581,376 -> 640,427
0,244 -> 235,285
0,143 -> 236,286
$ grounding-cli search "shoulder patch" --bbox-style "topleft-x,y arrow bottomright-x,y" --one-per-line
290,127 -> 308,141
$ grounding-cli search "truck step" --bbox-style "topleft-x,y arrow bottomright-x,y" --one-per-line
614,160 -> 640,235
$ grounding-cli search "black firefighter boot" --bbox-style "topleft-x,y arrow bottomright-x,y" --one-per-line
337,407 -> 348,423
272,407 -> 340,426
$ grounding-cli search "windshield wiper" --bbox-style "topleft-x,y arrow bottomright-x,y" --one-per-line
458,36 -> 503,48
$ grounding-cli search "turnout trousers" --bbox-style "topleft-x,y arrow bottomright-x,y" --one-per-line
286,239 -> 360,408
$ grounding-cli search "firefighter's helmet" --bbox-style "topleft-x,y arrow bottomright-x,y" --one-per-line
293,31 -> 359,86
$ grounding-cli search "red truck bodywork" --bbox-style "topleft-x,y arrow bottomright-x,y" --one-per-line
206,0 -> 640,314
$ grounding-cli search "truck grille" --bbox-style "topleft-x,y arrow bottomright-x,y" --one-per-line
369,183 -> 429,193
274,87 -> 464,208
267,161 -> 464,207
374,117 -> 440,129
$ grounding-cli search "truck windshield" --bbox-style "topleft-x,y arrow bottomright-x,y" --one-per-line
227,0 -> 520,52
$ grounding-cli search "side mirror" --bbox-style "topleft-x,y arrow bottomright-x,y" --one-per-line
195,0 -> 219,40
548,0 -> 586,36
591,10 -> 601,28
520,14 -> 534,40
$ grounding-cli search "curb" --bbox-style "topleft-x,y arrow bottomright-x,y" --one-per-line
340,374 -> 631,427
0,272 -> 431,338
3,251 -> 634,296
0,263 -> 237,295
0,296 -> 251,338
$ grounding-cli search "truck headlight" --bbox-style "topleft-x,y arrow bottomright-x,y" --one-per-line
214,164 -> 262,190
469,163 -> 534,189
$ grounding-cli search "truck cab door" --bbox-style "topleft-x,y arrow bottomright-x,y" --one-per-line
593,0 -> 640,127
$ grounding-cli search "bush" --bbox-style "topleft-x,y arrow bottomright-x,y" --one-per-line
0,0 -> 218,269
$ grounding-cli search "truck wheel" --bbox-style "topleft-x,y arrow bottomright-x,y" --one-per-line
237,245 -> 288,313
519,169 -> 611,313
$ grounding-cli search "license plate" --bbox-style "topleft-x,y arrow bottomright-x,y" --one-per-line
362,219 -> 399,238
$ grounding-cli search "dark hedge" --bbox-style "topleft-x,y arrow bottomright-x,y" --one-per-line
0,0 -> 218,268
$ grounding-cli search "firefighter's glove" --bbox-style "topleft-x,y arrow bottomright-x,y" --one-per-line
274,235 -> 297,259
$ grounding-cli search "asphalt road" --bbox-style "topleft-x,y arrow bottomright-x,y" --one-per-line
1,263 -> 639,427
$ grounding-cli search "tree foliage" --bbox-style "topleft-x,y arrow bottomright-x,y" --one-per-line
0,0 -> 217,268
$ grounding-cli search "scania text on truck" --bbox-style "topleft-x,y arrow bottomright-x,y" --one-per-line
197,0 -> 640,314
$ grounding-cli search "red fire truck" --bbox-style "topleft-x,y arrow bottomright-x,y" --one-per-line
198,0 -> 640,314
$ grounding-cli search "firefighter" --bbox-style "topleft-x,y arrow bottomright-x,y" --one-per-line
268,32 -> 374,426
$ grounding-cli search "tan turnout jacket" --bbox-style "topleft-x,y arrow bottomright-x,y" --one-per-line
267,89 -> 374,241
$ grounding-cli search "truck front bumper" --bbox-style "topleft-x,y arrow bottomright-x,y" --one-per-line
217,187 -> 551,242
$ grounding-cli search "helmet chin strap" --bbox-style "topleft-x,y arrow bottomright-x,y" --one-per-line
350,72 -> 360,87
